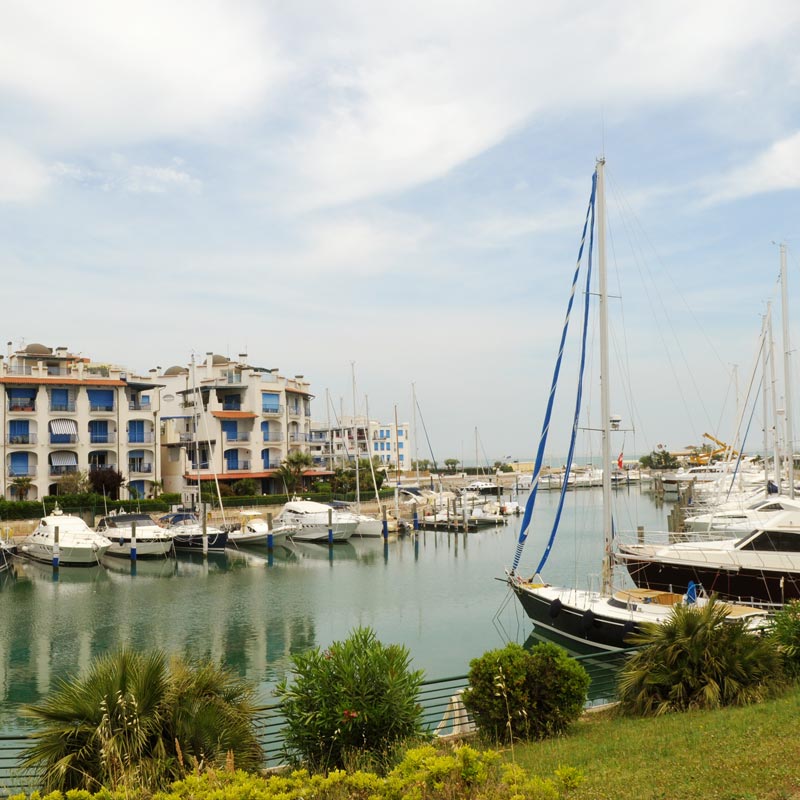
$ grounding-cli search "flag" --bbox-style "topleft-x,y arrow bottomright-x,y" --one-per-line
617,452 -> 623,469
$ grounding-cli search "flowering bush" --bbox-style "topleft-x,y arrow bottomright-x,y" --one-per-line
275,626 -> 424,773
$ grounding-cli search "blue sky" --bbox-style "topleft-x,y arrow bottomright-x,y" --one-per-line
2,1 -> 800,465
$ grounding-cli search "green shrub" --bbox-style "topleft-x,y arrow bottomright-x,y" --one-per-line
462,642 -> 589,743
9,745 -> 579,800
618,598 -> 785,716
275,626 -> 425,773
21,649 -> 263,793
769,600 -> 800,679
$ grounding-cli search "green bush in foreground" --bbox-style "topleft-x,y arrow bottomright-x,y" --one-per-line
21,649 -> 263,793
618,598 -> 785,716
7,744 -> 582,800
462,642 -> 590,743
769,599 -> 800,678
275,626 -> 425,774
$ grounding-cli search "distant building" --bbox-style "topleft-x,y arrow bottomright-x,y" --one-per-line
309,415 -> 410,472
157,352 -> 325,499
0,342 -> 161,501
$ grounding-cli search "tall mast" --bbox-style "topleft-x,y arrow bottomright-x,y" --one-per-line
351,361 -> 360,509
781,243 -> 795,498
597,158 -> 613,596
761,311 -> 769,494
768,303 -> 782,491
412,382 -> 420,484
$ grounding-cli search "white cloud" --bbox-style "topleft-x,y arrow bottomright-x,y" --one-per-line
0,140 -> 50,202
0,0 -> 288,147
703,131 -> 800,204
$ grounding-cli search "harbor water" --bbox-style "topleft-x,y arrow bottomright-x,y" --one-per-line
0,484 -> 671,734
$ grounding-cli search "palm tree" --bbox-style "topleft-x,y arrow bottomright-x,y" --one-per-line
617,599 -> 784,716
21,649 -> 263,792
11,475 -> 32,501
275,451 -> 313,495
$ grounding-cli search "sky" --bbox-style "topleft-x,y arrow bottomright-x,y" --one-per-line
2,0 -> 800,467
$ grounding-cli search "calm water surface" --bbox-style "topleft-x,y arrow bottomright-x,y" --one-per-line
0,485 -> 671,732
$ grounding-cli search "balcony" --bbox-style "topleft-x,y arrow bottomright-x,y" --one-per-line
49,465 -> 78,476
127,432 -> 155,444
224,460 -> 251,471
261,432 -> 284,443
223,432 -> 251,443
89,433 -> 117,444
189,461 -> 211,471
7,467 -> 37,477
261,405 -> 283,416
6,434 -> 37,445
90,403 -> 115,413
287,406 -> 302,418
89,463 -> 117,472
128,463 -> 154,475
49,434 -> 78,445
289,433 -> 309,443
7,401 -> 36,413
128,400 -> 152,411
50,402 -> 76,413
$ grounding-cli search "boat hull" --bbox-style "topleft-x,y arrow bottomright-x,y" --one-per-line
21,543 -> 110,566
289,523 -> 356,542
105,537 -> 174,559
170,531 -> 229,551
617,550 -> 799,605
511,583 -> 637,652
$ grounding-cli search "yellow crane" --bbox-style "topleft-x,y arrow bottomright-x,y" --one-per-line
688,432 -> 739,465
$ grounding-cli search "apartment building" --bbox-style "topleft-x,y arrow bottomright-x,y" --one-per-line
158,353 -> 321,497
1,342 -> 161,500
309,415 -> 410,471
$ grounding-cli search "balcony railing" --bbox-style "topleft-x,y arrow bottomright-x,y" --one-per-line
6,434 -> 37,445
127,432 -> 155,444
49,465 -> 78,476
128,400 -> 152,411
225,460 -> 251,471
90,403 -> 115,412
89,464 -> 117,472
49,434 -> 78,445
261,433 -> 284,442
190,461 -> 211,471
262,405 -> 283,415
7,467 -> 37,477
89,433 -> 116,444
128,463 -> 153,474
179,432 -> 194,442
223,432 -> 251,443
50,402 -> 76,413
288,407 -> 302,417
7,401 -> 36,412
289,433 -> 309,443
222,401 -> 242,411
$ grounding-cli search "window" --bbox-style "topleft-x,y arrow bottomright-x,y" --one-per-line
87,389 -> 114,411
262,393 -> 280,412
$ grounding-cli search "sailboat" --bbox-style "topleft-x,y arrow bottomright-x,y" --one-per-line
506,159 -> 767,651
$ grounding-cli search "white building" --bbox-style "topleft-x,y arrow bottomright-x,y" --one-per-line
158,353 -> 325,497
309,415 -> 410,472
1,342 -> 161,501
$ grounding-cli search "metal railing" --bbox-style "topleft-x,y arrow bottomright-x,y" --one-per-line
224,433 -> 251,443
128,464 -> 153,474
49,466 -> 78,476
7,403 -> 35,412
262,405 -> 283,415
49,403 -> 76,413
89,404 -> 115,413
5,435 -> 36,445
49,435 -> 78,445
128,401 -> 152,411
128,433 -> 155,444
0,648 -> 629,793
89,434 -> 116,444
6,468 -> 36,478
261,433 -> 284,442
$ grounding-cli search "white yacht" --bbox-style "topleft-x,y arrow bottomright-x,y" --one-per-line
224,510 -> 292,547
684,496 -> 800,536
275,499 -> 357,542
21,507 -> 112,566
95,512 -> 175,558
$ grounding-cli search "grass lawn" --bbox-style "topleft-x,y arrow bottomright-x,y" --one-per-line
510,687 -> 800,800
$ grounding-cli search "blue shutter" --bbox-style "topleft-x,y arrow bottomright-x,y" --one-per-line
89,420 -> 109,443
221,420 -> 238,441
10,452 -> 29,475
261,421 -> 270,441
261,449 -> 270,468
129,420 -> 144,443
9,420 -> 28,438
225,449 -> 238,470
262,393 -> 279,412
128,480 -> 145,497
88,389 -> 114,410
51,388 -> 69,410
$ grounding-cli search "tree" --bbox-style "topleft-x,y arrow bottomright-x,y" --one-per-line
444,458 -> 460,473
88,468 -> 126,500
57,470 -> 90,495
233,478 -> 259,496
275,451 -> 313,495
11,475 -> 33,501
617,599 -> 784,716
276,627 -> 424,773
21,648 -> 263,793
411,458 -> 431,472
639,449 -> 679,470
